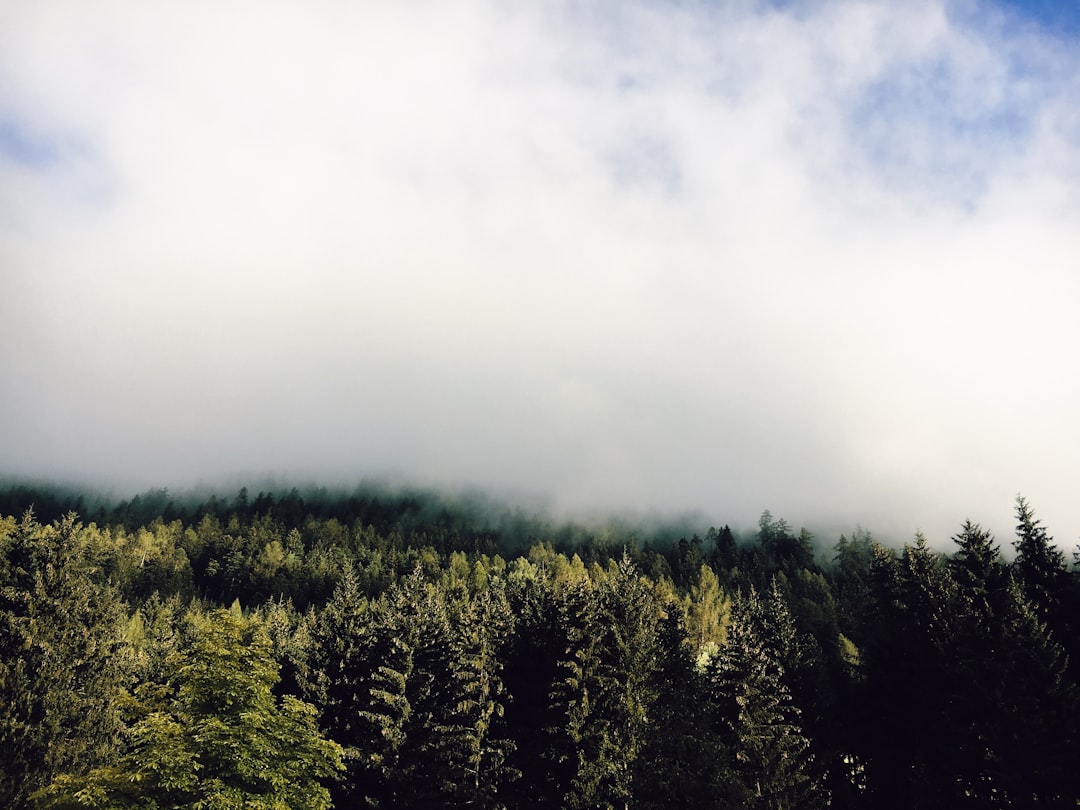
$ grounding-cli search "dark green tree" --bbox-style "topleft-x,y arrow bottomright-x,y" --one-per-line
552,555 -> 664,809
704,588 -> 825,809
501,560 -> 567,808
0,512 -> 126,809
1012,497 -> 1071,634
633,602 -> 741,809
434,584 -> 518,808
857,535 -> 958,808
941,521 -> 1080,806
830,528 -> 874,645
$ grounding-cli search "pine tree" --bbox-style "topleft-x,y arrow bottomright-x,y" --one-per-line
685,563 -> 732,657
949,520 -> 1004,625
354,568 -> 430,808
1012,497 -> 1069,628
0,512 -> 126,809
307,559 -> 371,774
987,580 -> 1079,805
501,560 -> 566,808
35,607 -> 344,809
830,528 -> 874,644
941,520 -> 1080,806
633,602 -> 740,809
859,536 -> 958,808
434,584 -> 518,808
704,589 -> 825,809
553,554 -> 664,809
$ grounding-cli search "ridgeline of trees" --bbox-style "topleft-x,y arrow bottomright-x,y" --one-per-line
2,483 -> 1079,808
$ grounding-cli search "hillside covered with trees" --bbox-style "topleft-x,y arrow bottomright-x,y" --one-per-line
1,483 -> 1078,808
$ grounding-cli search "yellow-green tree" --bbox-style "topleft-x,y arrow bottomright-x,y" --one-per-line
685,563 -> 732,659
35,607 -> 343,809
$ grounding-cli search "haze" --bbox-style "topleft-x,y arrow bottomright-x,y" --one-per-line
2,0 -> 1079,546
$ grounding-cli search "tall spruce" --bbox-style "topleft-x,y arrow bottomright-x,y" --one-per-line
501,559 -> 567,808
306,560 -> 372,803
552,555 -> 663,810
633,602 -> 741,809
435,583 -> 518,808
704,588 -> 825,809
1013,497 -> 1066,614
0,512 -> 126,809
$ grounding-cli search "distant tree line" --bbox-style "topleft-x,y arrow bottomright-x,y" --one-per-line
1,483 -> 1078,808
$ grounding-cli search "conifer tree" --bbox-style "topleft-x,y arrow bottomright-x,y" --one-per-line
939,520 -> 1080,806
35,607 -> 343,809
685,563 -> 732,656
435,584 -> 518,808
552,555 -> 663,809
705,589 -> 825,809
351,568 -> 430,808
634,602 -> 740,809
501,560 -> 567,808
0,512 -> 126,809
859,536 -> 958,807
1012,497 -> 1069,628
948,520 -> 1004,624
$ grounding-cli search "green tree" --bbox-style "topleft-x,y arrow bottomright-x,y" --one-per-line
941,521 -> 1080,806
354,569 -> 435,808
830,528 -> 874,645
633,602 -> 740,809
685,563 -> 732,657
1012,497 -> 1069,625
501,561 -> 566,808
0,512 -> 126,809
36,607 -> 343,809
434,584 -> 518,808
948,520 -> 1004,628
859,534 -> 958,808
552,554 -> 664,809
705,588 -> 826,809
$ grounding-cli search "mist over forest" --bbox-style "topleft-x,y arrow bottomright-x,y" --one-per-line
0,474 -> 1037,559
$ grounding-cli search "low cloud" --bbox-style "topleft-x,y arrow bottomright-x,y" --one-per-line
2,0 -> 1079,545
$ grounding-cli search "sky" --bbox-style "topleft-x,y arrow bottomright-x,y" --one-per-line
2,0 -> 1079,547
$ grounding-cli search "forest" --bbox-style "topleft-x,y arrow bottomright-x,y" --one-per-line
1,482 -> 1078,809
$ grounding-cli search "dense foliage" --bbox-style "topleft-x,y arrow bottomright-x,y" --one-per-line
1,484 -> 1078,808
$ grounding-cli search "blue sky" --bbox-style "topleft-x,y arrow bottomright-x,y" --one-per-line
997,0 -> 1080,33
2,0 -> 1079,546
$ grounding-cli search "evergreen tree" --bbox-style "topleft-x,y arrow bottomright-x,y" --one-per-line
858,535 -> 958,808
552,555 -> 664,810
943,521 -> 1080,806
830,528 -> 874,645
36,607 -> 344,809
947,520 -> 1007,645
633,603 -> 740,809
345,568 -> 429,808
305,559 -> 371,804
707,524 -> 738,572
501,560 -> 567,808
685,563 -> 732,657
704,589 -> 825,809
0,512 -> 126,809
1012,497 -> 1072,642
435,584 -> 518,808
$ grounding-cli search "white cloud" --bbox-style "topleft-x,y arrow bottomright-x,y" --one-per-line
2,0 -> 1079,545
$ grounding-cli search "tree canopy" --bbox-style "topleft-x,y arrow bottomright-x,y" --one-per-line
0,484 -> 1077,808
